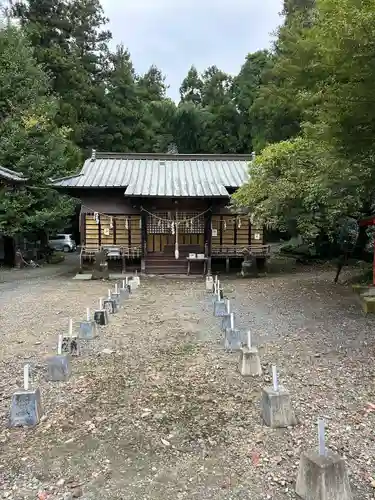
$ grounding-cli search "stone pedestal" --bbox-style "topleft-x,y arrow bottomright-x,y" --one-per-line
241,257 -> 258,277
133,276 -> 140,286
213,299 -> 227,317
119,287 -> 130,301
295,450 -> 352,500
206,275 -> 214,292
129,280 -> 138,291
224,328 -> 242,352
111,292 -> 121,307
261,386 -> 297,428
103,298 -> 118,314
9,388 -> 43,427
221,313 -> 234,332
46,354 -> 71,381
79,320 -> 98,340
238,347 -> 262,376
91,249 -> 109,280
94,309 -> 109,326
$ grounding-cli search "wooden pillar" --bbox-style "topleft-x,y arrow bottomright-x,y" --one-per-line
226,257 -> 230,273
141,211 -> 147,273
204,209 -> 212,275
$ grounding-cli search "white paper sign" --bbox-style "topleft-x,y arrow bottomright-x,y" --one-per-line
212,229 -> 218,237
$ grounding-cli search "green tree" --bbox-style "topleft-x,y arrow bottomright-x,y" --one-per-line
12,0 -> 111,150
250,0 -> 316,151
232,137 -> 360,239
233,50 -> 271,152
179,66 -> 203,104
0,25 -> 80,237
101,45 -> 146,152
173,102 -> 211,153
199,66 -> 242,153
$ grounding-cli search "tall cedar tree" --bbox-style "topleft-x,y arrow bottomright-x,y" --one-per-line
0,25 -> 80,237
12,0 -> 111,151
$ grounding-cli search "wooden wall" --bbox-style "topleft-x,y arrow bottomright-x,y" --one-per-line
83,214 -> 141,248
211,215 -> 263,247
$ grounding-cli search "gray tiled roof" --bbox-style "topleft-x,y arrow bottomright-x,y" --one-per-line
0,166 -> 26,182
52,153 -> 250,197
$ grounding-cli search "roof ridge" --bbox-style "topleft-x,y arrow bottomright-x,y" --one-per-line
90,152 -> 251,161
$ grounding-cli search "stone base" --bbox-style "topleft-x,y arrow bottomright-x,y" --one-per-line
94,309 -> 109,326
111,292 -> 121,306
241,258 -> 258,277
9,388 -> 43,427
103,298 -> 118,314
352,283 -> 373,296
206,276 -> 214,291
129,280 -> 138,291
224,328 -> 242,352
213,299 -> 227,317
261,386 -> 297,428
361,295 -> 375,314
295,450 -> 352,500
133,276 -> 140,286
238,347 -> 262,376
119,287 -> 130,301
79,320 -> 98,340
46,354 -> 71,381
221,313 -> 234,332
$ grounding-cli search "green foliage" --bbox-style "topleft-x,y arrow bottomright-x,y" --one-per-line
233,137 -> 366,239
0,25 -> 80,237
235,0 -> 375,246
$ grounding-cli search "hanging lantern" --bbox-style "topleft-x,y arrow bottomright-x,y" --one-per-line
171,222 -> 175,235
139,218 -> 142,229
238,217 -> 242,229
109,217 -> 114,230
224,220 -> 227,230
158,219 -> 161,228
125,217 -> 129,230
94,212 -> 99,224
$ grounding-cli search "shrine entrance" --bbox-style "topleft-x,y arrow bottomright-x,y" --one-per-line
145,210 -> 206,254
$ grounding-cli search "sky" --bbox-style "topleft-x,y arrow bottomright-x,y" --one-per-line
101,0 -> 284,101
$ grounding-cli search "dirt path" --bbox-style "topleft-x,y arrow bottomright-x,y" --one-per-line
0,271 -> 374,499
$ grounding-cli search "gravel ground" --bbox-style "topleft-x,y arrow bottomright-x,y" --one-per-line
0,267 -> 374,499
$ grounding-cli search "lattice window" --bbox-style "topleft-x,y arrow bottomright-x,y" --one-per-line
177,212 -> 205,234
147,212 -> 171,234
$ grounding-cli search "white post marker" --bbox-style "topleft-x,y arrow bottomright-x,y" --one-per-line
230,312 -> 234,330
99,298 -> 103,310
247,330 -> 252,349
215,274 -> 218,284
68,318 -> 73,338
217,280 -> 220,300
57,334 -> 63,355
115,283 -> 118,294
86,307 -> 90,321
108,289 -> 111,299
318,418 -> 326,456
122,280 -> 125,288
226,299 -> 230,314
24,364 -> 29,391
272,365 -> 279,392
125,276 -> 128,285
